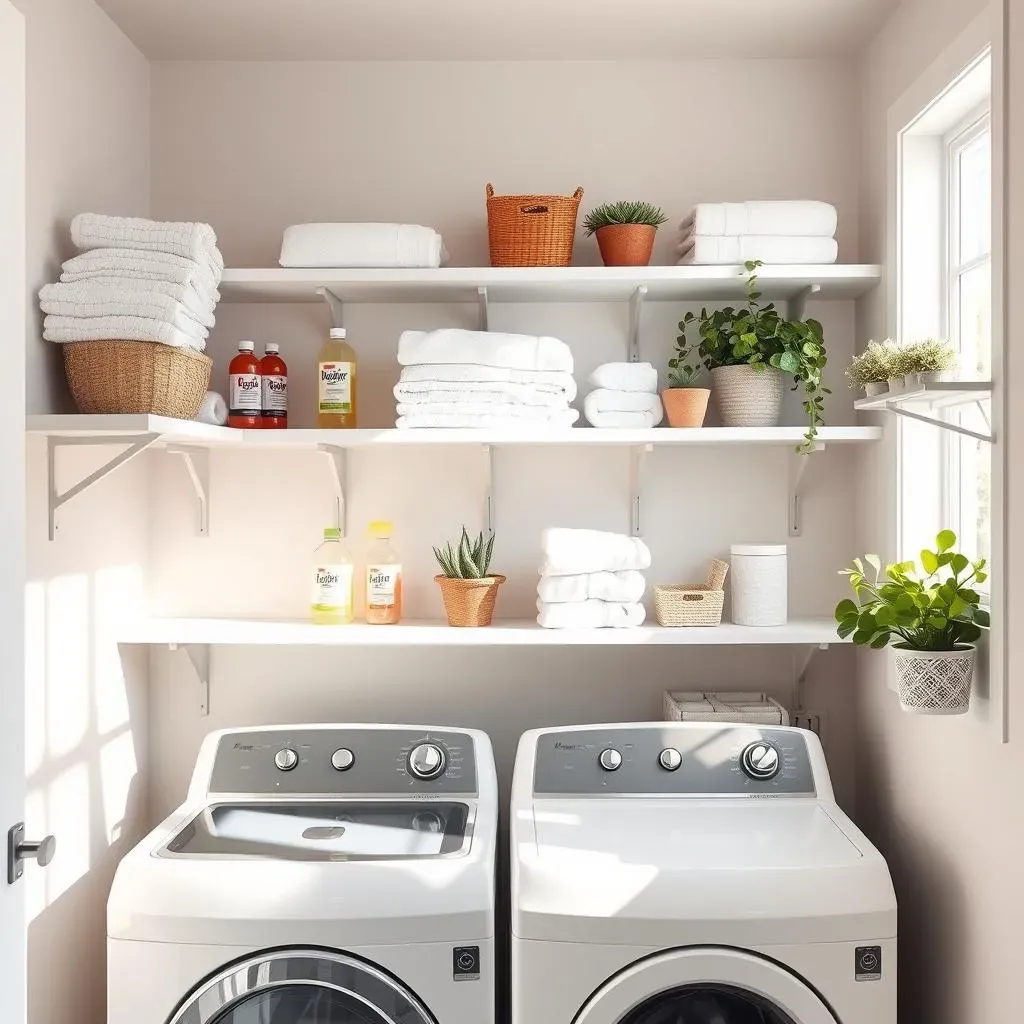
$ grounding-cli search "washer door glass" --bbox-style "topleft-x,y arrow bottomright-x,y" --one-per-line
208,985 -> 391,1024
620,984 -> 796,1024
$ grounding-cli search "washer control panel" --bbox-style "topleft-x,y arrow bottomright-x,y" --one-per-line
208,728 -> 477,795
533,726 -> 815,796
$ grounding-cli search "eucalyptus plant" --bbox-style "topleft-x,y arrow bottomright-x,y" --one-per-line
433,527 -> 496,580
584,201 -> 668,235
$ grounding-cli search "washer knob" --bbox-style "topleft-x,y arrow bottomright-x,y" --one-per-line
274,748 -> 299,772
740,741 -> 781,780
331,748 -> 355,772
408,743 -> 446,780
658,747 -> 682,772
598,748 -> 623,772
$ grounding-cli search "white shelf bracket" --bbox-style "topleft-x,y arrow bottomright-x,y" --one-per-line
318,444 -> 348,535
170,642 -> 211,716
47,433 -> 159,541
628,285 -> 648,363
788,442 -> 825,537
318,287 -> 345,329
629,444 -> 653,537
795,642 -> 830,709
478,287 -> 489,332
787,283 -> 821,322
167,446 -> 210,536
481,444 -> 494,535
887,405 -> 994,443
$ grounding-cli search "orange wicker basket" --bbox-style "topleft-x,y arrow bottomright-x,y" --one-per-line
435,575 -> 506,627
486,183 -> 583,267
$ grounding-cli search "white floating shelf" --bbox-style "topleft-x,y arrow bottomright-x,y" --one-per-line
855,381 -> 993,443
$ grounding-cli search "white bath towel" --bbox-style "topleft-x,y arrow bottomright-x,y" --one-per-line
541,528 -> 652,576
676,235 -> 839,266
396,409 -> 579,430
46,277 -> 215,325
71,214 -> 223,273
195,391 -> 228,426
588,362 -> 658,394
537,570 -> 647,605
39,283 -> 215,331
537,599 -> 647,630
396,401 -> 575,422
61,248 -> 222,297
399,363 -> 576,397
395,383 -> 571,409
584,390 -> 663,427
398,329 -> 574,373
679,202 -> 837,239
584,408 -> 663,430
43,315 -> 206,351
280,223 -> 447,269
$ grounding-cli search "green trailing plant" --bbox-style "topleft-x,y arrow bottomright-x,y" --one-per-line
666,337 -> 703,388
835,530 -> 989,652
433,527 -> 496,580
676,260 -> 829,453
845,340 -> 895,390
584,201 -> 668,235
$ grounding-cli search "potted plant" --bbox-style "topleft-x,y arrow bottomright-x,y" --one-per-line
663,336 -> 710,427
846,340 -> 894,397
433,527 -> 505,627
677,260 -> 830,453
583,201 -> 668,267
835,530 -> 989,715
899,338 -> 958,385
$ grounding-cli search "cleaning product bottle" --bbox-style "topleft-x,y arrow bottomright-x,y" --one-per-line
317,327 -> 357,428
310,527 -> 354,625
260,342 -> 288,429
365,521 -> 402,625
228,340 -> 262,429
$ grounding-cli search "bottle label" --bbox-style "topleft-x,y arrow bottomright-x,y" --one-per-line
312,563 -> 353,612
262,374 -> 288,416
230,373 -> 262,413
367,564 -> 401,606
319,362 -> 353,413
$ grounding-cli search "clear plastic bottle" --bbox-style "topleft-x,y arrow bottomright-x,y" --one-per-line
310,527 -> 354,625
365,521 -> 402,625
317,327 -> 358,428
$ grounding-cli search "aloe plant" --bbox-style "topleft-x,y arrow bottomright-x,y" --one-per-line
584,201 -> 668,235
433,528 -> 496,580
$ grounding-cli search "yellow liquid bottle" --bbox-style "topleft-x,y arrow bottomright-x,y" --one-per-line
317,327 -> 357,428
310,527 -> 354,624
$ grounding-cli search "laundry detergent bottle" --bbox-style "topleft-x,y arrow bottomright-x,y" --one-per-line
228,340 -> 262,429
365,521 -> 402,625
317,327 -> 357,428
310,527 -> 354,625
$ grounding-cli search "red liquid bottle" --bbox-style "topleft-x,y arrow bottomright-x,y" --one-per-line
228,340 -> 262,429
260,342 -> 288,429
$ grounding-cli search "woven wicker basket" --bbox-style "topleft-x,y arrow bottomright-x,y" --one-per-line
655,560 -> 730,627
894,644 -> 974,715
64,341 -> 212,419
711,365 -> 785,428
486,183 -> 583,267
435,574 -> 506,627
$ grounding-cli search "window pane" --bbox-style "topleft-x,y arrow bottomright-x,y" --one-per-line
959,130 -> 991,264
955,401 -> 991,573
957,260 -> 991,378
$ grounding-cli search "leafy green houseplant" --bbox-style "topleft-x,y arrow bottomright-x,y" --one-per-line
846,340 -> 895,396
433,528 -> 505,627
835,530 -> 989,714
663,337 -> 710,427
677,261 -> 830,452
584,201 -> 668,268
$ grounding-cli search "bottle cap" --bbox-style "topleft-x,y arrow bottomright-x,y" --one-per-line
323,527 -> 342,541
368,521 -> 393,538
265,343 -> 280,354
238,340 -> 255,352
329,328 -> 347,340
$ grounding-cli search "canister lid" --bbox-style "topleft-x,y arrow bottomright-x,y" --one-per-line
730,544 -> 788,556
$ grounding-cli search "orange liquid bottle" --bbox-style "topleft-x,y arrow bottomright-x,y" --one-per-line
365,521 -> 402,624
228,340 -> 262,429
260,342 -> 288,429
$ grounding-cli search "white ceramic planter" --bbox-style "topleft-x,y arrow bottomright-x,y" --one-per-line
914,370 -> 953,385
892,644 -> 975,715
864,381 -> 889,397
711,365 -> 785,428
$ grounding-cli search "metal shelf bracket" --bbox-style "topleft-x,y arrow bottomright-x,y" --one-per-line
887,404 -> 994,443
319,444 -> 348,535
318,287 -> 345,329
629,444 -> 654,536
47,433 -> 159,541
795,642 -> 830,711
787,283 -> 821,322
167,446 -> 210,536
478,287 -> 489,332
170,642 -> 211,716
788,442 -> 825,537
628,285 -> 648,363
482,444 -> 494,535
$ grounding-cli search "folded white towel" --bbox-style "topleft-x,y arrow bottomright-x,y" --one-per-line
195,391 -> 228,426
46,277 -> 216,325
588,362 -> 658,394
399,363 -> 576,397
537,570 -> 647,605
39,283 -> 215,331
61,248 -> 222,297
396,409 -> 579,430
396,401 -> 574,422
71,214 -> 223,273
584,409 -> 662,429
676,235 -> 839,266
395,383 -> 571,409
541,528 -> 652,576
537,599 -> 647,630
43,315 -> 206,351
398,329 -> 574,373
679,202 -> 837,238
280,223 -> 447,269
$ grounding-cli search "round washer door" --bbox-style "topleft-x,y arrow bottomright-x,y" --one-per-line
168,950 -> 437,1024
574,948 -> 839,1024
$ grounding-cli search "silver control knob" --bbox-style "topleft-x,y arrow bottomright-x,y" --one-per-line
740,741 -> 781,780
658,747 -> 682,772
598,748 -> 623,772
412,811 -> 443,833
331,748 -> 355,772
274,748 -> 299,772
408,743 -> 446,780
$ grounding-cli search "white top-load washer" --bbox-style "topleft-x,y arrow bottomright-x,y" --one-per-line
109,724 -> 497,1024
511,723 -> 896,1024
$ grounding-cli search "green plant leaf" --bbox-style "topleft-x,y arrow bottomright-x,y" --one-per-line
869,631 -> 891,649
920,549 -> 939,574
936,529 -> 956,553
835,599 -> 858,620
865,554 -> 881,573
950,553 -> 970,575
975,608 -> 991,627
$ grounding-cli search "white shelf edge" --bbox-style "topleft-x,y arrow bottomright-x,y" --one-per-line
854,380 -> 992,412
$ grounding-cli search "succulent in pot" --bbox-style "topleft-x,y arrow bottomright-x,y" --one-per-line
433,527 -> 505,627
663,337 -> 710,427
584,201 -> 668,267
846,340 -> 895,396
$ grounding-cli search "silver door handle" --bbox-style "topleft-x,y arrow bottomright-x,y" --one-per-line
7,823 -> 57,884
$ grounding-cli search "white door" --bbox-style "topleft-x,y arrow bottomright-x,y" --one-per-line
0,0 -> 27,1020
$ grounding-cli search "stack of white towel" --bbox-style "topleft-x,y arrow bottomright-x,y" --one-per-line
537,528 -> 651,629
40,214 -> 223,351
674,201 -> 839,266
280,223 -> 447,268
584,363 -> 663,429
394,329 -> 579,429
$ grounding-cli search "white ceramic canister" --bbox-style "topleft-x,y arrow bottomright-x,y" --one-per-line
730,544 -> 788,626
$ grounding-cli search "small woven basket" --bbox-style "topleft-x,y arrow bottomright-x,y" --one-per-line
486,183 -> 583,267
655,560 -> 730,628
894,644 -> 975,715
435,575 -> 506,627
64,340 -> 212,419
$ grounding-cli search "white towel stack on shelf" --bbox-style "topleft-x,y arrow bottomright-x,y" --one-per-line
674,201 -> 839,266
537,528 -> 651,629
394,329 -> 579,429
584,362 -> 663,429
280,223 -> 448,268
40,214 -> 223,351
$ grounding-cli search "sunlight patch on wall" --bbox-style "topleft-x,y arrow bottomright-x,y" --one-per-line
93,563 -> 144,734
45,572 -> 90,759
100,731 -> 138,844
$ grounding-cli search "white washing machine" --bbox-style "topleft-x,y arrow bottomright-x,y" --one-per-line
511,723 -> 897,1024
109,724 -> 497,1024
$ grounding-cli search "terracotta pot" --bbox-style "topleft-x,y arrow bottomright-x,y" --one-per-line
435,575 -> 506,627
595,224 -> 657,267
711,365 -> 785,427
662,388 -> 710,427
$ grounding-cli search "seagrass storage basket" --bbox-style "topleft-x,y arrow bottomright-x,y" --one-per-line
654,559 -> 730,627
486,183 -> 583,266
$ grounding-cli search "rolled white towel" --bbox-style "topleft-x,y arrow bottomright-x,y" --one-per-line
395,381 -> 573,409
195,391 -> 228,426
71,213 -> 223,273
676,235 -> 839,266
398,329 -> 574,374
585,409 -> 662,429
61,248 -> 222,298
588,362 -> 658,393
43,315 -> 206,351
396,409 -> 579,430
537,599 -> 647,629
39,283 -> 215,331
541,528 -> 652,576
537,570 -> 646,605
280,223 -> 446,269
399,363 -> 576,398
584,390 -> 663,428
678,201 -> 838,238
